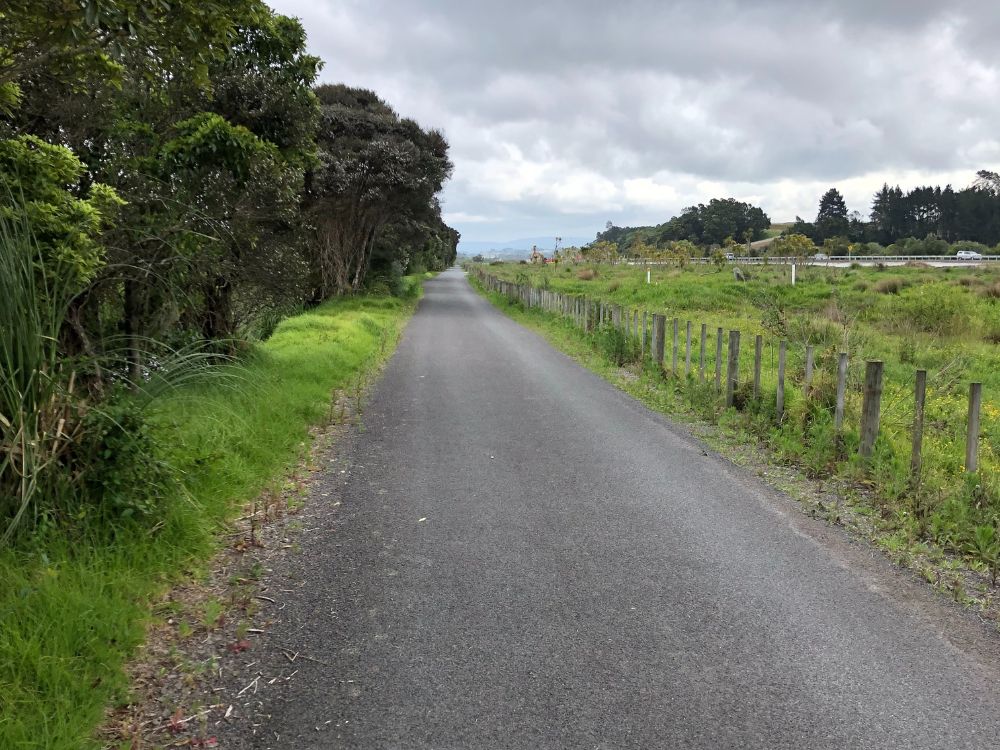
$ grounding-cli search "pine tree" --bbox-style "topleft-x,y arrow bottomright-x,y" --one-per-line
815,188 -> 849,241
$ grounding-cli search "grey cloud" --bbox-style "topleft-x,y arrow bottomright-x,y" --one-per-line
267,0 -> 1000,242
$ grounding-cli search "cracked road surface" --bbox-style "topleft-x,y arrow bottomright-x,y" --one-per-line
220,267 -> 1000,749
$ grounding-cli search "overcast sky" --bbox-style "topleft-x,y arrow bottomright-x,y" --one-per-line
266,0 -> 1000,245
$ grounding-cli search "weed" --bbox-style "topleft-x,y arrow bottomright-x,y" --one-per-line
200,600 -> 224,630
594,325 -> 639,366
966,525 -> 1000,585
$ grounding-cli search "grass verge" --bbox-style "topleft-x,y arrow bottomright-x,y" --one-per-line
0,282 -> 423,749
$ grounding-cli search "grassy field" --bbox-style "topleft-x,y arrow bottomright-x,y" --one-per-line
762,222 -> 794,239
473,260 -> 1000,571
0,284 -> 423,749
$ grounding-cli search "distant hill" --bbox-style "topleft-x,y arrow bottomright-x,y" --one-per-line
458,236 -> 592,259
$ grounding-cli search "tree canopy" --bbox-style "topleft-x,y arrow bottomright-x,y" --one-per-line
1,0 -> 458,383
593,198 -> 770,255
788,179 -> 1000,249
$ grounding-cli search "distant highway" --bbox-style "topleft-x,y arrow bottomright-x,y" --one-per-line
635,255 -> 1000,268
729,255 -> 1000,268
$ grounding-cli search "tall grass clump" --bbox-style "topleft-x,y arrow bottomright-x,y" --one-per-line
0,213 -> 80,541
0,213 -> 214,541
595,323 -> 639,366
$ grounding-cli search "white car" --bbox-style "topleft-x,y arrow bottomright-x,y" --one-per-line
956,250 -> 983,259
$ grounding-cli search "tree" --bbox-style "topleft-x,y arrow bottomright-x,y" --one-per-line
0,136 -> 122,289
305,85 -> 453,298
815,188 -> 849,241
770,233 -> 815,260
657,198 -> 769,246
582,240 -> 618,263
975,170 -> 1000,195
669,239 -> 698,267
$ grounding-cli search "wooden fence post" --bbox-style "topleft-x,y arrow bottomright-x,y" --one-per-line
835,352 -> 848,432
911,370 -> 926,483
859,360 -> 884,458
726,331 -> 741,407
967,382 -> 982,473
652,314 -> 665,367
685,321 -> 692,377
715,327 -> 723,393
804,345 -> 815,390
776,340 -> 787,419
699,323 -> 707,382
672,318 -> 679,374
753,335 -> 762,399
640,311 -> 646,358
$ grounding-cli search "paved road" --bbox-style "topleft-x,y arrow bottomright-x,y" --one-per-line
222,267 -> 1000,748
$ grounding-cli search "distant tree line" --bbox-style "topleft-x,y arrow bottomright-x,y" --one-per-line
789,173 -> 1000,250
591,173 -> 1000,260
596,198 -> 770,254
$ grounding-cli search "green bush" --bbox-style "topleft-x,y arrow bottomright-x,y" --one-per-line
895,285 -> 973,335
388,260 -> 406,297
77,400 -> 174,523
595,325 -> 638,366
874,277 -> 905,294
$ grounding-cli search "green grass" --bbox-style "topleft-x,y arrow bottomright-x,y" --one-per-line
0,285 -> 422,749
473,261 -> 1000,564
763,222 -> 794,238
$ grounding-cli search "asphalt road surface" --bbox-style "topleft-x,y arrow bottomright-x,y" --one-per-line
222,267 -> 1000,749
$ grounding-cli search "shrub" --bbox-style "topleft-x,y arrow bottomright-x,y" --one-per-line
577,268 -> 596,281
979,281 -> 1000,299
595,325 -> 638,366
893,285 -> 973,335
75,399 -> 174,523
874,277 -> 904,294
804,369 -> 839,411
608,280 -> 620,292
387,260 -> 406,297
788,315 -> 840,348
822,300 -> 842,322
